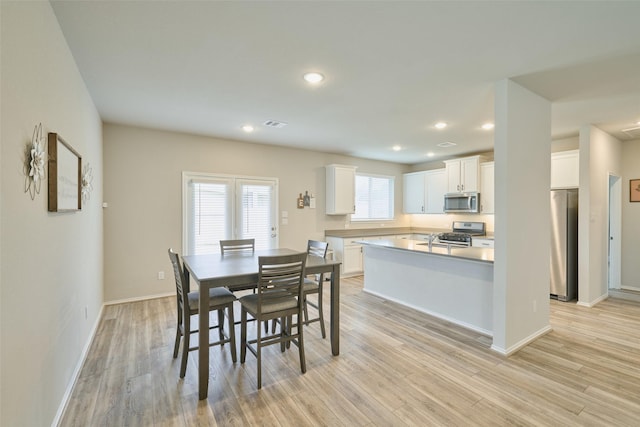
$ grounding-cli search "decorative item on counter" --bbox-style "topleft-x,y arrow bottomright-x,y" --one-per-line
309,192 -> 316,209
24,123 -> 46,200
303,191 -> 310,207
297,193 -> 304,209
82,162 -> 93,202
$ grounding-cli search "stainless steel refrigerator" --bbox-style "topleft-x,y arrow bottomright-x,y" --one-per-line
550,189 -> 578,301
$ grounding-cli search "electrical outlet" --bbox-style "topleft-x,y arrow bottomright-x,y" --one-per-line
158,271 -> 165,280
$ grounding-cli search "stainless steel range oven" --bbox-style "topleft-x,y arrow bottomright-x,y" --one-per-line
437,221 -> 486,247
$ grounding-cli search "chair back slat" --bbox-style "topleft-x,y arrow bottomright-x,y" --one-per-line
257,253 -> 306,307
220,238 -> 255,255
168,249 -> 186,304
307,240 -> 329,258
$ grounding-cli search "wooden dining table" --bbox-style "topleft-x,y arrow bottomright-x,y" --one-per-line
182,248 -> 342,400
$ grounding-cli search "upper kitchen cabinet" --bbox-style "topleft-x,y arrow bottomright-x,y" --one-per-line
403,169 -> 446,214
551,150 -> 579,189
480,161 -> 494,214
325,164 -> 357,215
403,171 -> 426,213
444,155 -> 483,193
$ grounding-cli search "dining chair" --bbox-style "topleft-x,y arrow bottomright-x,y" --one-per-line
271,239 -> 329,338
239,252 -> 307,389
302,239 -> 329,338
168,248 -> 237,378
220,239 -> 258,293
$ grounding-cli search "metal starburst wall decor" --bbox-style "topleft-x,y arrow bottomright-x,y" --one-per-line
25,123 -> 46,200
82,162 -> 93,203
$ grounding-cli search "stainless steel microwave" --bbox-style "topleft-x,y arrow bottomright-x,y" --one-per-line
444,192 -> 480,213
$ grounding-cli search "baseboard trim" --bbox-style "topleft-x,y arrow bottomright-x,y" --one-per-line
490,325 -> 553,356
105,291 -> 174,306
52,304 -> 105,427
577,293 -> 609,308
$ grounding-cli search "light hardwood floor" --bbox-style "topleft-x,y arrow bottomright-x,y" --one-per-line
60,277 -> 640,426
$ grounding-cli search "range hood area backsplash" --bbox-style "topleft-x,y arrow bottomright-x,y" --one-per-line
409,213 -> 495,233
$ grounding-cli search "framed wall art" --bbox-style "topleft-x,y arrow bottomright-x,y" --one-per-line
630,179 -> 640,203
48,132 -> 82,212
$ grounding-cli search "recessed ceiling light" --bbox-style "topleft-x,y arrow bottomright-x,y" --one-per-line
303,72 -> 324,84
242,125 -> 254,133
482,123 -> 495,130
392,145 -> 402,151
427,152 -> 435,157
434,122 -> 447,129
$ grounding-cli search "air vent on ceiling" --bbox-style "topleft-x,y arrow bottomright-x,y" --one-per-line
622,126 -> 640,139
263,120 -> 288,129
437,141 -> 457,148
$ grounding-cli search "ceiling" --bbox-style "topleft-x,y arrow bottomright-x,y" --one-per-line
50,1 -> 640,165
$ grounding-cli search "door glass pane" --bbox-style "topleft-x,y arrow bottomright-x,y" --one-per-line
189,180 -> 231,255
238,181 -> 274,249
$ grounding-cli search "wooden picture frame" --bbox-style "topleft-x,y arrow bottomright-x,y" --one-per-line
630,179 -> 640,203
48,133 -> 82,212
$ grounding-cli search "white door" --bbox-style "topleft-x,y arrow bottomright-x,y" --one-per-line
236,179 -> 278,250
608,174 -> 621,289
183,173 -> 278,255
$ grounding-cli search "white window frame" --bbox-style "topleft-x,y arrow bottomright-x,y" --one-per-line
351,172 -> 395,222
182,171 -> 279,255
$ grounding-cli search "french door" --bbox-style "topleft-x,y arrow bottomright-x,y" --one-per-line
183,172 -> 278,255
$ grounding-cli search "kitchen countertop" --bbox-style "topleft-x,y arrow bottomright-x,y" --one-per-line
325,227 -> 495,241
324,227 -> 449,238
358,238 -> 494,264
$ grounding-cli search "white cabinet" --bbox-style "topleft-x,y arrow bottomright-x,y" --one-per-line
403,172 -> 426,213
325,164 -> 357,215
326,236 -> 364,277
343,244 -> 363,275
480,162 -> 494,214
403,168 -> 446,214
425,169 -> 447,214
551,150 -> 579,189
444,156 -> 481,193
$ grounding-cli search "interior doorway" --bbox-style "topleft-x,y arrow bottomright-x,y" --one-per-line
608,174 -> 621,290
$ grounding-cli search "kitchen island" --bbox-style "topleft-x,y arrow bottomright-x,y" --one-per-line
360,239 -> 494,335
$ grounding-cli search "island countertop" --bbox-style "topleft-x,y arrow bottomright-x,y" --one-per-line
358,238 -> 494,264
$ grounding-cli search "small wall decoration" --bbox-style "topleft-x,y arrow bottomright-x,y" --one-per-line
48,132 -> 82,212
24,123 -> 46,200
297,191 -> 316,209
630,179 -> 640,202
81,162 -> 93,203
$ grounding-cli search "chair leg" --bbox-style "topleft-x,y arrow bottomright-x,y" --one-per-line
218,310 -> 225,343
227,305 -> 237,363
298,313 -> 306,374
303,295 -> 310,323
280,316 -> 286,352
173,326 -> 181,359
256,317 -> 262,390
240,308 -> 247,364
317,284 -> 326,339
179,316 -> 190,378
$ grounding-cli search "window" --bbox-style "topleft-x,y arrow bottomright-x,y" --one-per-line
351,173 -> 394,221
183,172 -> 278,255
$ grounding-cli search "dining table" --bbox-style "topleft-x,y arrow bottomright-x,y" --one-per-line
182,248 -> 342,400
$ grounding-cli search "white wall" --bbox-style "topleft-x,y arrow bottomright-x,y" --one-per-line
103,123 -> 410,302
0,2 -> 103,426
492,79 -> 551,354
621,138 -> 640,288
578,126 -> 622,305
